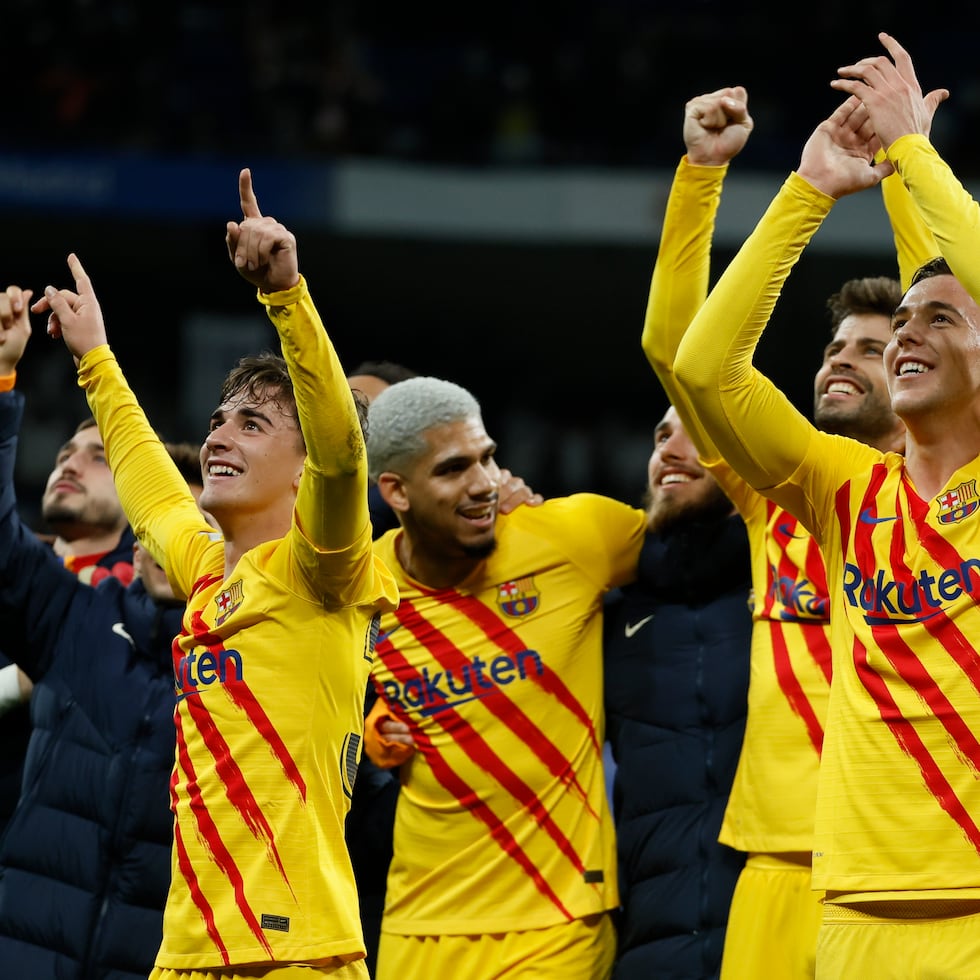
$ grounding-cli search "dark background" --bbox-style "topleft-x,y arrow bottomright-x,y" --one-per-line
0,1 -> 972,520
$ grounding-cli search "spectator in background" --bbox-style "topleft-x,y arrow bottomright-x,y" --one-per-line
603,404 -> 752,979
348,359 -> 419,405
0,278 -> 204,980
348,359 -> 420,539
0,412 -> 135,834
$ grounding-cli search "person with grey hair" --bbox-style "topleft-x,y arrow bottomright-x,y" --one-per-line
366,376 -> 482,481
361,374 -> 647,980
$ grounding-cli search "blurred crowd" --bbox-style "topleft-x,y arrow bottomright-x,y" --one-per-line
8,1 -> 980,176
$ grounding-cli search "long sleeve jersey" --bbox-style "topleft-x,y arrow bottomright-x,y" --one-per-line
77,277 -> 397,968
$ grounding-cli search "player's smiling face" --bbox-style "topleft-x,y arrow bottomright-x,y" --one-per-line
813,312 -> 898,443
645,406 -> 730,533
885,274 -> 980,422
399,417 -> 501,560
199,389 -> 306,523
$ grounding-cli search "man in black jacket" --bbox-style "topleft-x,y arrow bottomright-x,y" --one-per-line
0,283 -> 203,980
0,413 -> 135,834
603,405 -> 752,980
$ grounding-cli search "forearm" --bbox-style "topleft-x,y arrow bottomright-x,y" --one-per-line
879,154 -> 940,291
77,346 -> 200,567
259,278 -> 370,549
888,134 -> 980,300
674,172 -> 828,489
641,156 -> 727,460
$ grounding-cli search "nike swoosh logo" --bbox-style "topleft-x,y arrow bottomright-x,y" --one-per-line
777,521 -> 808,539
624,615 -> 654,638
377,625 -> 402,645
859,509 -> 898,525
112,622 -> 135,648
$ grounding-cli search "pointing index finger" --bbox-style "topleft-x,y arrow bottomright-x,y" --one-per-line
66,253 -> 97,302
239,168 -> 262,219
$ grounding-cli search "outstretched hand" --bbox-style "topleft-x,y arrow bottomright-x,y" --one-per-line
31,254 -> 107,366
0,286 -> 33,375
796,96 -> 892,200
683,86 -> 753,167
225,168 -> 300,294
832,32 -> 949,152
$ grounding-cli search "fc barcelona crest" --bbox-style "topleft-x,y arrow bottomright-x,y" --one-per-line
215,580 -> 244,626
496,577 -> 539,617
936,480 -> 980,524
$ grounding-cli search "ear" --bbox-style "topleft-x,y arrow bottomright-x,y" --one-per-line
291,458 -> 305,495
377,472 -> 410,513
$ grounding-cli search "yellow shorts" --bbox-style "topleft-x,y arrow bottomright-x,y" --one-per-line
376,911 -> 616,980
816,898 -> 980,980
149,960 -> 368,980
720,852 -> 823,980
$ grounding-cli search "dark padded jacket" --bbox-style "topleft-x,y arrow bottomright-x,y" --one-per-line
0,495 -> 135,835
0,390 -> 181,980
604,513 -> 752,980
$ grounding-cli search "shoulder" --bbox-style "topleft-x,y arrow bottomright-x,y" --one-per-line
503,493 -> 645,529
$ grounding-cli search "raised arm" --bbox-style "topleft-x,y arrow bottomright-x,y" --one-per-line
673,98 -> 890,504
32,258 -> 203,576
231,168 -> 370,554
879,164 -> 940,292
641,87 -> 752,463
833,35 -> 980,297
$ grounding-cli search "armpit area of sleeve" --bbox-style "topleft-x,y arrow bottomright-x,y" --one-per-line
76,344 -> 117,388
255,274 -> 308,310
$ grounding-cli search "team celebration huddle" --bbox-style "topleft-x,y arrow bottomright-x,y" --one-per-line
0,29 -> 979,980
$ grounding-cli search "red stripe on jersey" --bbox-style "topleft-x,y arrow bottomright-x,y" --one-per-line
854,637 -> 980,853
862,480 -> 980,766
845,473 -> 980,841
769,620 -> 825,755
171,709 -> 228,964
185,612 -> 295,890
448,590 -> 602,755
376,644 -> 578,920
183,610 -> 307,801
388,594 -> 597,814
189,571 -> 225,600
174,708 -> 276,957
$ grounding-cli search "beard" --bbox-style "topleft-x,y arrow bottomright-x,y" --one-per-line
644,477 -> 733,535
42,499 -> 123,538
814,390 -> 899,445
462,538 -> 498,560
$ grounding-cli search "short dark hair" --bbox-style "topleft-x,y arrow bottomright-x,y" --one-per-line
220,351 -> 296,422
826,276 -> 904,333
348,360 -> 418,385
909,255 -> 953,287
221,351 -> 369,444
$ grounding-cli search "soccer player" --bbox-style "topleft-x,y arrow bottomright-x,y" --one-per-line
673,36 -> 980,977
35,168 -> 398,979
642,86 -> 922,978
361,375 -> 647,980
